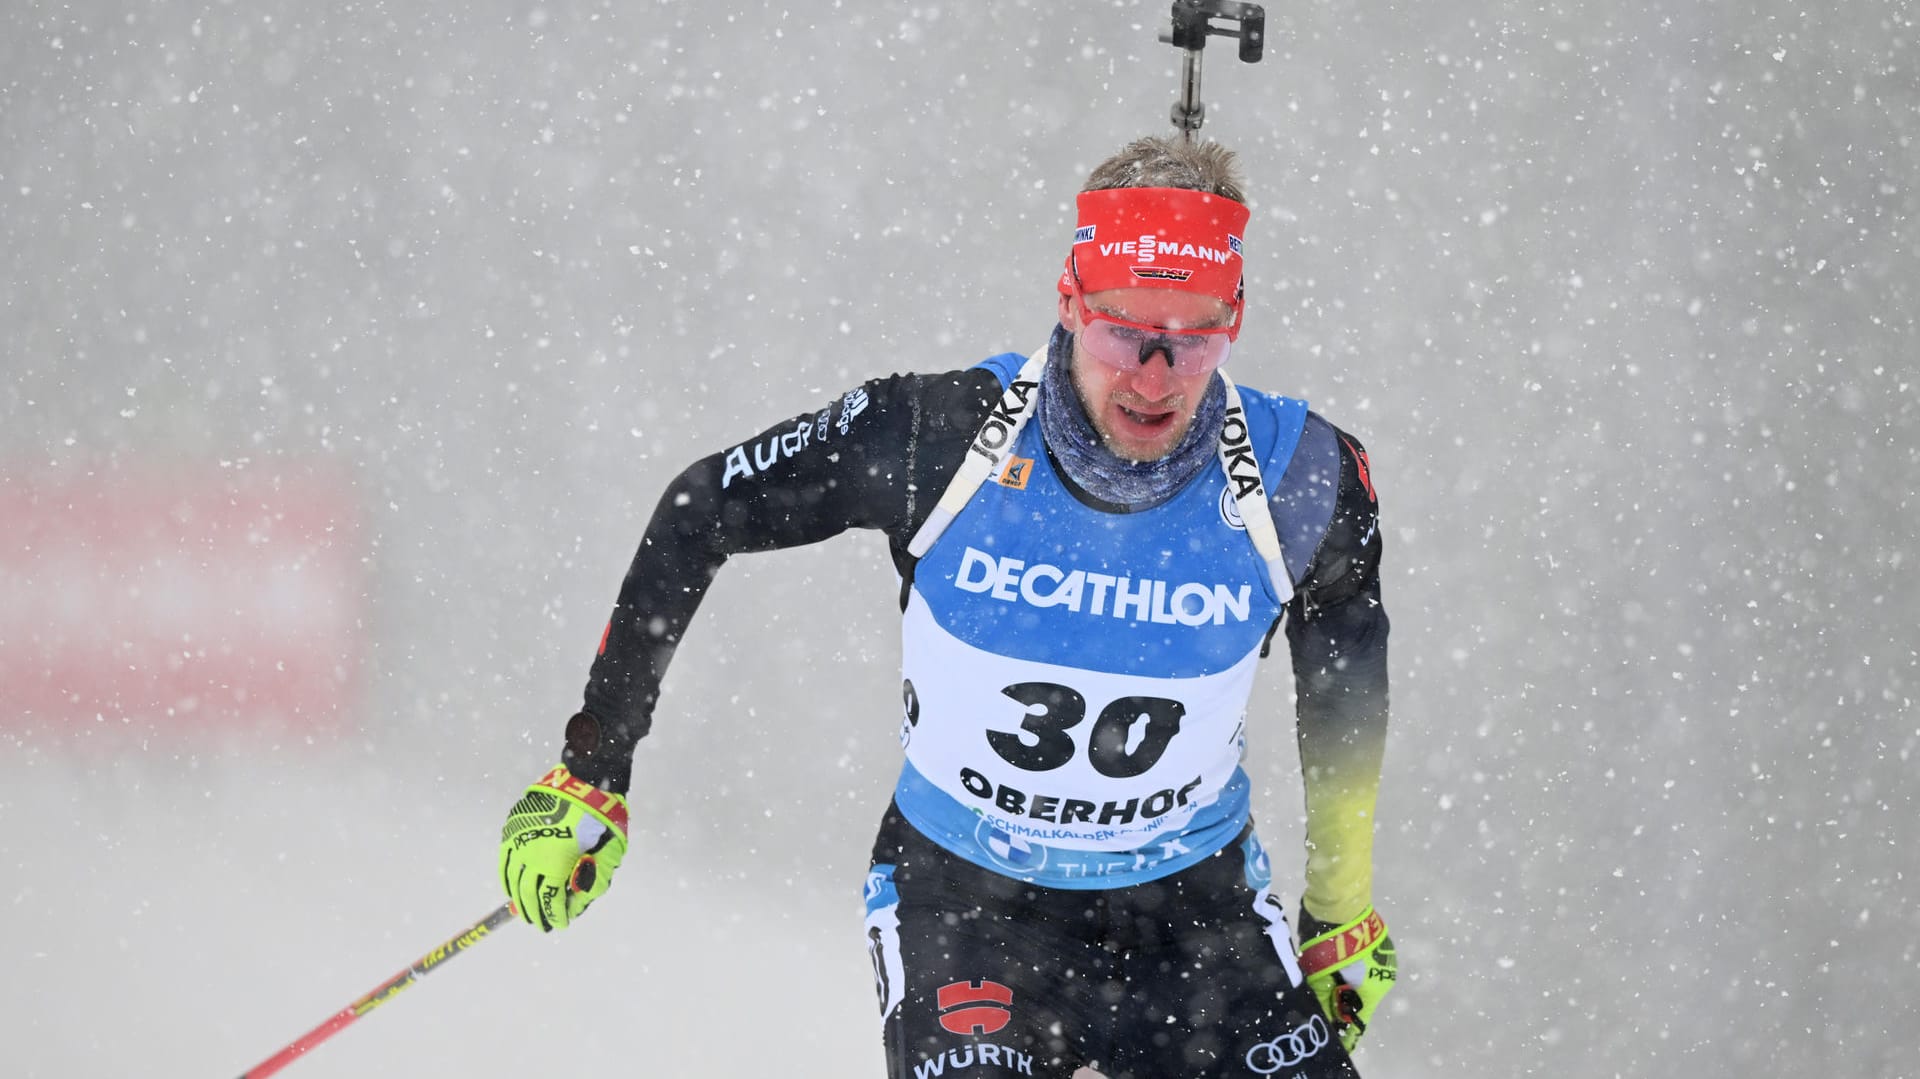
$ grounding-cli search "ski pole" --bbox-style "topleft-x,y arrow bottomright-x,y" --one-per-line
236,901 -> 518,1078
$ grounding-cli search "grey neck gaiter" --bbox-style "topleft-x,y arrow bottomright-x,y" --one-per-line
1036,326 -> 1227,511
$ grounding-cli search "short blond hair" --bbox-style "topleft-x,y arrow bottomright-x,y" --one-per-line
1082,136 -> 1247,203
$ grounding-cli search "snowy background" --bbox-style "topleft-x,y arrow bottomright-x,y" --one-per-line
4,0 -> 1916,1076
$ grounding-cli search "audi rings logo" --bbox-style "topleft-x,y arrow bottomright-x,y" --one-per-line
1244,1014 -> 1331,1074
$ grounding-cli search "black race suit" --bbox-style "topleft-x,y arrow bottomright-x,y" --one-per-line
560,359 -> 1389,1078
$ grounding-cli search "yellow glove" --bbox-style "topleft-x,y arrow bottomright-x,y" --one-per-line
498,765 -> 629,932
1297,906 -> 1397,1052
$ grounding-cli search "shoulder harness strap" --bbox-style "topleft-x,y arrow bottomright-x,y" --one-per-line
1216,370 -> 1294,604
906,346 -> 1050,559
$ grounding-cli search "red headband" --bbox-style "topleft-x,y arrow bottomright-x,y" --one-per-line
1058,187 -> 1250,306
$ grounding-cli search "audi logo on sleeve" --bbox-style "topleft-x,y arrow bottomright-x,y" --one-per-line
1243,1014 -> 1331,1073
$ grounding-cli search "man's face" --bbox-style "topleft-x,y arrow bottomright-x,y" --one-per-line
1057,286 -> 1236,462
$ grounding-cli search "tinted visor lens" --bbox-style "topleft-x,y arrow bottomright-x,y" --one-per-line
1078,316 -> 1233,377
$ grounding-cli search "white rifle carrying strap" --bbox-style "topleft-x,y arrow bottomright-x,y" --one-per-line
907,351 -> 1295,607
1216,370 -> 1294,605
906,346 -> 1050,559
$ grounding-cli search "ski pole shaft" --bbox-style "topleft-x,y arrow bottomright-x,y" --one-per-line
236,902 -> 518,1079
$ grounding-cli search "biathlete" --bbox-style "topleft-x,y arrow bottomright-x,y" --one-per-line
497,135 -> 1398,1078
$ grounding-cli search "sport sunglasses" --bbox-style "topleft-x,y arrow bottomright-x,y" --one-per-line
1069,282 -> 1241,377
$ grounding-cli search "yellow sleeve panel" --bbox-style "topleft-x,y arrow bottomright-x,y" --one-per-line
1297,725 -> 1388,925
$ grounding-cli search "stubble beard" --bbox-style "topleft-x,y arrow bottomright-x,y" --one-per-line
1072,368 -> 1190,462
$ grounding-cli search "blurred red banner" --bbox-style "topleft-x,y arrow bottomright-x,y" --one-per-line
1,465 -> 364,732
